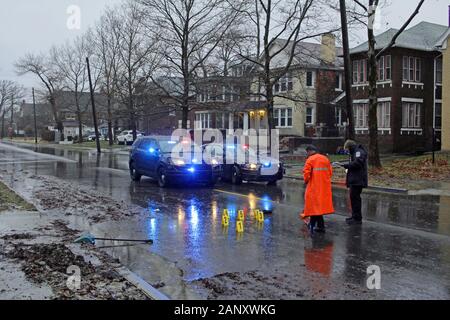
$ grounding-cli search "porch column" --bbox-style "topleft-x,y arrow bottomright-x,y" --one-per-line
228,113 -> 234,131
243,113 -> 249,135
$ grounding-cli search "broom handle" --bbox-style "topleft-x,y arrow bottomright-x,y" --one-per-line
95,238 -> 153,243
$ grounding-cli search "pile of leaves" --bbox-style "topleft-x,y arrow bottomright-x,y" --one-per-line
371,157 -> 450,180
5,243 -> 148,300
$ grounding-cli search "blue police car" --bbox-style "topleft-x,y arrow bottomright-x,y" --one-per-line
129,136 -> 221,188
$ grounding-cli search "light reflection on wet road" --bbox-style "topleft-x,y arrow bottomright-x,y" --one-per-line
1,142 -> 450,299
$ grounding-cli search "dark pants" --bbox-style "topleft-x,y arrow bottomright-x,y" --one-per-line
310,216 -> 325,229
350,186 -> 364,221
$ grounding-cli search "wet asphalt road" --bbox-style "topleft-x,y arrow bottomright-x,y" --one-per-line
1,142 -> 450,299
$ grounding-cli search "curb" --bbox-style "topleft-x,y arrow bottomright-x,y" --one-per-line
115,267 -> 170,300
284,175 -> 409,194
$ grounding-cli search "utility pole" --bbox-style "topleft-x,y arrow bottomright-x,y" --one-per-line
339,0 -> 355,140
86,57 -> 101,154
32,88 -> 38,144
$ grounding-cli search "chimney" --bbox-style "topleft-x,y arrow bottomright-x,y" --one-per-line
321,33 -> 336,65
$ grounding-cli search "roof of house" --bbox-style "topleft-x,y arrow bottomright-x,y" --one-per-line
350,22 -> 450,54
271,38 -> 344,69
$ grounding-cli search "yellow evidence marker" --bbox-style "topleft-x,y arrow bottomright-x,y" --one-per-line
238,210 -> 245,221
256,210 -> 265,223
222,214 -> 230,227
236,220 -> 244,233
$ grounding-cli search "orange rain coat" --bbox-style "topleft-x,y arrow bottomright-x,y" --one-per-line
301,154 -> 334,218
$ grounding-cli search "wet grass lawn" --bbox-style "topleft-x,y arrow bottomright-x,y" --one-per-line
0,181 -> 36,212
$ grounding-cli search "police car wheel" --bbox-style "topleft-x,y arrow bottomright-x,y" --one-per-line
158,168 -> 168,188
130,163 -> 141,182
231,166 -> 242,185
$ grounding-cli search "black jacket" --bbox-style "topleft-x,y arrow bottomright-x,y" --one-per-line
343,145 -> 368,188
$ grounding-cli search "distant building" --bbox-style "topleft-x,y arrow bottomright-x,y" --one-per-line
438,27 -> 450,151
345,22 -> 449,153
18,101 -> 54,136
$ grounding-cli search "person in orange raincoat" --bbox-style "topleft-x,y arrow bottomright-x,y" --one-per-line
300,145 -> 334,234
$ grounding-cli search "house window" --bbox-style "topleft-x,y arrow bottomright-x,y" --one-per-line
377,102 -> 391,128
403,57 -> 409,81
378,56 -> 385,81
436,57 -> 443,84
385,55 -> 391,80
402,103 -> 421,128
353,60 -> 358,84
415,58 -> 421,83
378,55 -> 391,81
233,66 -> 243,77
274,73 -> 293,93
230,86 -> 240,102
360,60 -> 367,83
305,106 -> 314,125
352,59 -> 367,84
197,91 -> 207,103
215,113 -> 228,129
435,103 -> 442,129
195,113 -> 212,129
353,104 -> 369,128
306,71 -> 315,88
216,86 -> 226,101
274,107 -> 293,128
403,56 -> 422,82
335,73 -> 343,91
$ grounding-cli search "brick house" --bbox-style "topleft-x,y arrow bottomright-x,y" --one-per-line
345,22 -> 449,153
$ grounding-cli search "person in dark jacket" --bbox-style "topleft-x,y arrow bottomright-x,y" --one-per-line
341,140 -> 368,225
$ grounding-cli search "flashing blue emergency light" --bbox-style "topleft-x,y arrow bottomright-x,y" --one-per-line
149,148 -> 156,153
263,162 -> 271,168
188,167 -> 196,173
168,141 -> 177,144
226,145 -> 236,149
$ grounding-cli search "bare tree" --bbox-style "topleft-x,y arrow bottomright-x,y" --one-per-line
52,33 -> 99,143
113,0 -> 161,140
139,0 -> 245,129
237,0 -> 340,135
93,7 -> 122,145
0,80 -> 14,138
351,0 -> 426,168
0,80 -> 24,138
15,53 -> 63,134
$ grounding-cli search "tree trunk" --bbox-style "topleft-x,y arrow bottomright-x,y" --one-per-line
266,79 -> 274,132
339,0 -> 355,140
1,111 -> 5,138
107,98 -> 114,146
367,17 -> 382,168
48,96 -> 63,133
77,111 -> 83,144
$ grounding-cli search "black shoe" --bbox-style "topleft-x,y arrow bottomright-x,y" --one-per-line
346,218 -> 362,226
307,223 -> 314,235
314,227 -> 326,233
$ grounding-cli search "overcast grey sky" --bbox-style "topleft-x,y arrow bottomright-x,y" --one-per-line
0,0 -> 449,94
